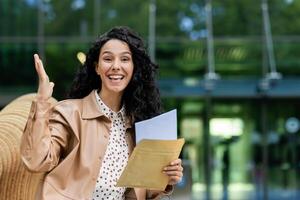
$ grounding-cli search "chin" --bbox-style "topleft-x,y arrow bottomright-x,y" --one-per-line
108,87 -> 126,94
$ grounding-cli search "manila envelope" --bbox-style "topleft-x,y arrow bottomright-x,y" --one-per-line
116,138 -> 185,191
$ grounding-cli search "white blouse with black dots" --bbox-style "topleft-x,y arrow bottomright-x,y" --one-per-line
91,90 -> 129,200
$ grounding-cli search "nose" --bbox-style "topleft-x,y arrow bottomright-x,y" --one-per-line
111,59 -> 121,71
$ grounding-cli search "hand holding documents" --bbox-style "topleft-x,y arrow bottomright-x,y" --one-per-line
116,109 -> 185,191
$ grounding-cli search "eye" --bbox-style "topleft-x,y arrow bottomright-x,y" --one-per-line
103,57 -> 112,62
121,56 -> 131,62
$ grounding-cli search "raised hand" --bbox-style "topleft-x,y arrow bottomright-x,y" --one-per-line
34,54 -> 55,101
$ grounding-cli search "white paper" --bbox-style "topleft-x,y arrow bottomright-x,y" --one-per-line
135,109 -> 177,144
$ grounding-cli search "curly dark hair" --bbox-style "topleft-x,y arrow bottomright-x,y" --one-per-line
67,26 -> 162,122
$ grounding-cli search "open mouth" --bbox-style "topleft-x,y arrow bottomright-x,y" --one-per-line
108,75 -> 125,81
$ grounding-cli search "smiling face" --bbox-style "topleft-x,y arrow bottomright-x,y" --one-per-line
96,39 -> 134,97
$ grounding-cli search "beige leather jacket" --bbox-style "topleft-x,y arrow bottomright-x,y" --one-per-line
20,90 -> 172,200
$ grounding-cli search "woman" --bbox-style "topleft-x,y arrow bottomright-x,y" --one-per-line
20,26 -> 183,200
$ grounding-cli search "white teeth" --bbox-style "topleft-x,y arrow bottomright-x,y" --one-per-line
108,75 -> 124,80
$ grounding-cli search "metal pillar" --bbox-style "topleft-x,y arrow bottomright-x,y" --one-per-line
203,90 -> 212,200
260,1 -> 283,197
261,0 -> 281,80
261,98 -> 269,200
204,0 -> 219,80
203,1 -> 219,198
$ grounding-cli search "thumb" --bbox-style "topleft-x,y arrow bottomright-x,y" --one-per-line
49,82 -> 55,89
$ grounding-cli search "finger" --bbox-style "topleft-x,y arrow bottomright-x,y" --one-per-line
164,165 -> 183,172
38,58 -> 48,81
168,176 -> 182,185
49,82 -> 55,88
164,171 -> 183,177
169,175 -> 182,182
170,159 -> 182,166
34,54 -> 40,76
34,54 -> 48,81
34,54 -> 45,80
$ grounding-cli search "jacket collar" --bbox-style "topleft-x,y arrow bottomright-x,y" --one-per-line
82,90 -> 132,129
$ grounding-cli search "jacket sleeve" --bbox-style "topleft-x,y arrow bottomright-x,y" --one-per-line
146,185 -> 174,199
125,185 -> 174,200
20,100 -> 71,173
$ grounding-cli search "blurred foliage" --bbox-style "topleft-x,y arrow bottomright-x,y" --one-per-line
1,0 -> 300,98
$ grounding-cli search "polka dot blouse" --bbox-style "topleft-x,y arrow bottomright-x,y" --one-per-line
91,90 -> 129,200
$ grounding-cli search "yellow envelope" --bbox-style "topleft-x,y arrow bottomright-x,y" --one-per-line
116,138 -> 185,191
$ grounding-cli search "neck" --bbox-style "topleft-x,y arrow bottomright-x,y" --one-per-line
99,90 -> 123,112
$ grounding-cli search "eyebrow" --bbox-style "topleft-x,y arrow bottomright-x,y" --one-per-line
101,51 -> 132,55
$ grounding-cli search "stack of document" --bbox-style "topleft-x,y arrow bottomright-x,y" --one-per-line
135,109 -> 178,144
117,110 -> 185,190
